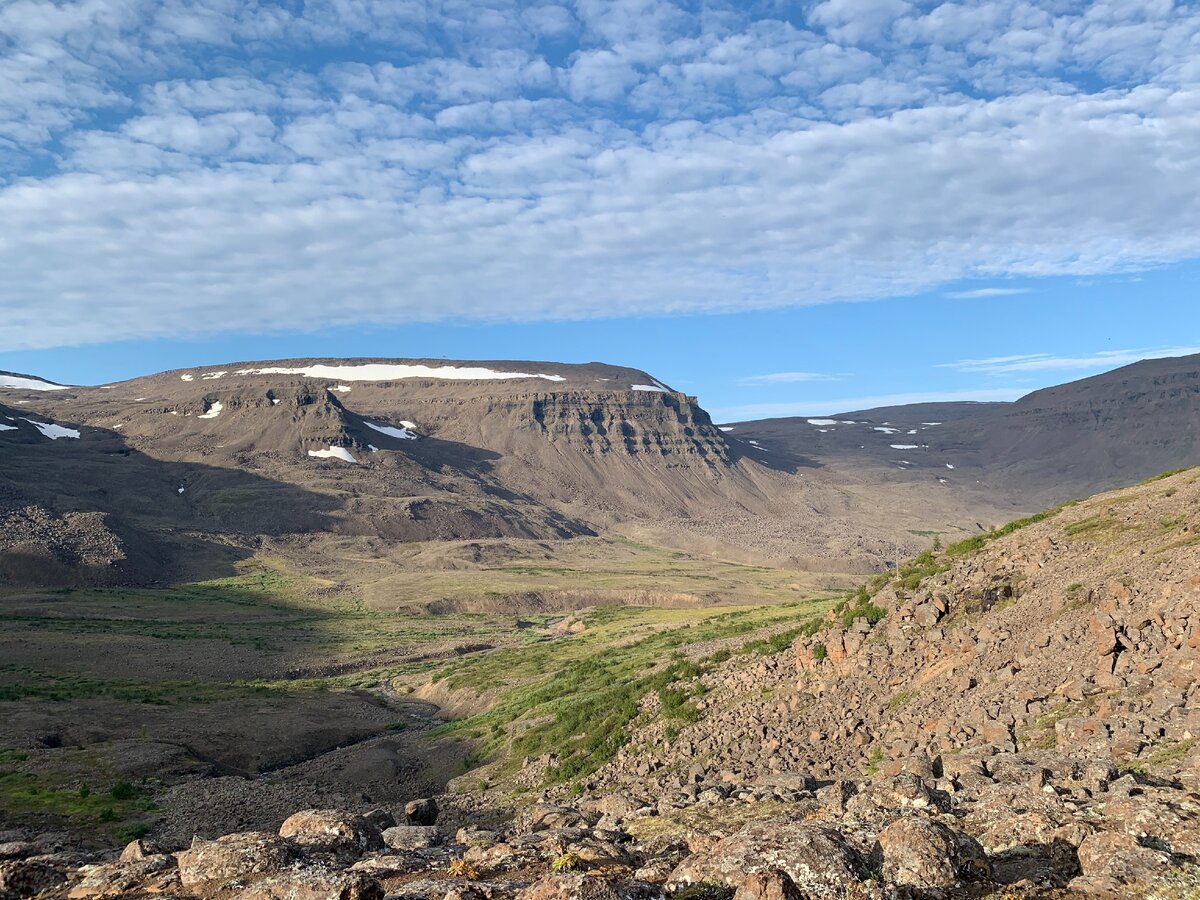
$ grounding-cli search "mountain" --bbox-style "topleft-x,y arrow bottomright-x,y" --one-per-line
10,469 -> 1199,899
6,353 -> 1199,589
727,352 -> 1200,511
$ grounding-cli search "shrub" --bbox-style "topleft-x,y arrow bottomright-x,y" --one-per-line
811,643 -> 827,662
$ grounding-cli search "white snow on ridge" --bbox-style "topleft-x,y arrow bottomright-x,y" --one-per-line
0,424 -> 17,432
235,364 -> 566,383
807,418 -> 838,426
922,422 -> 943,426
198,401 -> 224,420
22,418 -> 80,439
873,427 -> 900,434
631,384 -> 666,393
180,374 -> 194,381
890,444 -> 924,450
365,420 -> 417,440
0,374 -> 69,392
332,385 -> 352,393
308,446 -> 357,463
202,371 -> 227,380
718,426 -> 734,432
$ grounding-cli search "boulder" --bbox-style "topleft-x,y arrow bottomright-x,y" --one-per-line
876,817 -> 989,888
667,822 -> 864,893
66,856 -> 176,899
177,831 -> 300,890
0,859 -> 66,898
516,873 -> 624,899
405,799 -> 439,827
1071,830 -> 1173,893
734,870 -> 805,899
231,867 -> 384,900
381,826 -> 442,851
278,810 -> 383,859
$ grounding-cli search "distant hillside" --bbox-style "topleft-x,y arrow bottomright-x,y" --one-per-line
727,353 -> 1200,512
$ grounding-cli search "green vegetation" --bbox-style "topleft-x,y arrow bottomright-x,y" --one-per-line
0,769 -> 154,835
896,550 -> 949,590
430,598 -> 834,784
864,745 -> 885,775
811,643 -> 827,662
1138,467 -> 1193,485
945,501 -> 1078,557
834,586 -> 888,628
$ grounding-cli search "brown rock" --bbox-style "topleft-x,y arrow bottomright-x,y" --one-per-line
516,873 -> 624,899
0,859 -> 66,897
1072,830 -> 1172,892
278,810 -> 383,859
734,870 -> 804,899
177,831 -> 300,890
667,822 -> 864,892
876,817 -> 988,888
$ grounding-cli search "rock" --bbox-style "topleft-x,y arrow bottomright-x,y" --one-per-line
381,826 -> 442,851
876,817 -> 989,888
516,873 -> 624,899
66,856 -> 176,899
362,809 -> 397,832
734,870 -> 804,899
667,822 -> 864,893
1072,830 -> 1173,893
528,804 -> 591,832
177,831 -> 300,890
118,838 -> 165,863
231,867 -> 384,900
0,859 -> 66,897
405,799 -> 439,827
278,810 -> 383,859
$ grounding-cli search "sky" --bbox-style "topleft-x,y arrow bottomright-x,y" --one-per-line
2,0 -> 1200,420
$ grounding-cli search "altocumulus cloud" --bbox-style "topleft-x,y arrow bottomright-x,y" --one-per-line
3,0 -> 1200,349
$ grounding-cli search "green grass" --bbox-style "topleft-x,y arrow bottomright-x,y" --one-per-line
430,599 -> 834,784
945,502 -> 1078,558
895,550 -> 950,590
1138,467 -> 1193,485
0,770 -> 155,833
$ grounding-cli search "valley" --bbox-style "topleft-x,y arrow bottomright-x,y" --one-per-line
1,355 -> 1198,899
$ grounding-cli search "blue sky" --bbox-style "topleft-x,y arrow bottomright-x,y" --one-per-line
2,0 -> 1200,419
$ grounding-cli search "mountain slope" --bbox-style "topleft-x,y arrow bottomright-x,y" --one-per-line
728,352 -> 1200,512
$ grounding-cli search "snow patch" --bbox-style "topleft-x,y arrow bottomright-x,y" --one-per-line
198,401 -> 224,420
270,398 -> 281,405
180,374 -> 194,381
201,372 -> 226,380
236,364 -> 566,383
308,446 -> 357,463
718,426 -> 734,432
0,424 -> 17,432
806,418 -> 838,426
332,385 -> 352,393
364,420 -> 417,440
872,427 -> 900,434
177,486 -> 185,494
22,418 -> 80,439
890,444 -> 923,450
946,463 -> 956,469
922,422 -> 943,426
0,374 -> 69,392
631,384 -> 666,393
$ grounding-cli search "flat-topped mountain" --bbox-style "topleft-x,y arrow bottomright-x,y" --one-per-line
727,352 -> 1200,510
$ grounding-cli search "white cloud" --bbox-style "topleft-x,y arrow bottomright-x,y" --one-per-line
943,287 -> 1030,299
939,346 -> 1200,375
715,387 -> 1028,421
2,1 -> 1200,349
736,371 -> 839,386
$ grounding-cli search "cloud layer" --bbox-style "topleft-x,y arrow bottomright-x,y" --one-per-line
3,0 -> 1200,349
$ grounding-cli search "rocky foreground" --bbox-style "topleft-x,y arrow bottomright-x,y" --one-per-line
3,471 -> 1199,899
